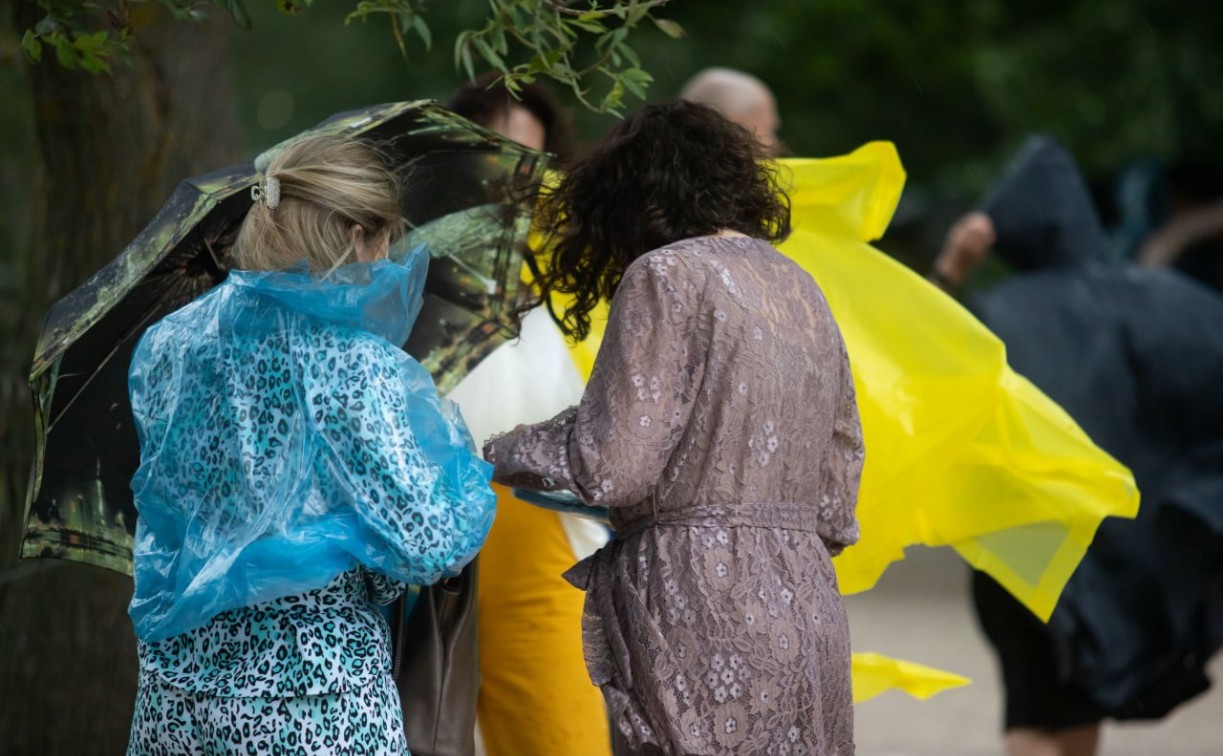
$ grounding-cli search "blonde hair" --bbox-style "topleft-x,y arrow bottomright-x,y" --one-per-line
233,135 -> 403,273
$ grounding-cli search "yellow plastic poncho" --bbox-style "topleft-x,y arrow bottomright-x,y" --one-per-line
553,143 -> 1138,703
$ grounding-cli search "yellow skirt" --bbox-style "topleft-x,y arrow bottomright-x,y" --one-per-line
477,485 -> 612,756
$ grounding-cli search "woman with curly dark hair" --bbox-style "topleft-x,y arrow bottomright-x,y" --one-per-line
486,100 -> 863,756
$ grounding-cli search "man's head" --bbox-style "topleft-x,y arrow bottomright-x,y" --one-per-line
680,67 -> 780,155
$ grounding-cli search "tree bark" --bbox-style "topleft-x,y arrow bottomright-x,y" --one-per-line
0,6 -> 240,752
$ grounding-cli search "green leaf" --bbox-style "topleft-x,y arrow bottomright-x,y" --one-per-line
454,31 -> 470,70
578,11 -> 605,22
74,30 -> 110,53
601,80 -> 625,112
595,29 -> 613,54
226,0 -> 253,30
620,43 -> 641,68
34,17 -> 58,36
558,20 -> 580,41
571,19 -> 607,34
621,76 -> 647,99
78,52 -> 110,75
472,35 -> 506,71
503,4 -> 525,28
52,38 -> 76,69
652,18 -> 685,38
460,40 -> 476,81
412,14 -> 431,51
621,67 -> 653,85
20,31 -> 43,63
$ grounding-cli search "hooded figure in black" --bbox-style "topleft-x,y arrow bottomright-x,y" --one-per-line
941,136 -> 1223,743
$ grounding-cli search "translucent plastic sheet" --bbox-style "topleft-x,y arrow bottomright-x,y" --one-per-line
128,247 -> 495,641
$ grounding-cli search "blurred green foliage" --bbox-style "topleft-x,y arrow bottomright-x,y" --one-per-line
4,0 -> 1223,281
21,1 -> 675,113
222,0 -> 1223,189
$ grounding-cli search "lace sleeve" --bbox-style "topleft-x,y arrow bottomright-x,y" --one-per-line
485,254 -> 708,507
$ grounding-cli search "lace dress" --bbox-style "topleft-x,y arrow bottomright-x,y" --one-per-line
486,236 -> 863,755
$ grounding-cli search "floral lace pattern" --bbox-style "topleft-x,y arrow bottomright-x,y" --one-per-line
486,236 -> 864,755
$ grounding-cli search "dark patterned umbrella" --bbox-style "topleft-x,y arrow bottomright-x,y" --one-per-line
21,100 -> 547,574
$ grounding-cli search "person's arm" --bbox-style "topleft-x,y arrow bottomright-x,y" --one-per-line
816,345 -> 865,555
928,211 -> 995,293
485,254 -> 708,508
308,337 -> 496,586
1137,199 -> 1223,268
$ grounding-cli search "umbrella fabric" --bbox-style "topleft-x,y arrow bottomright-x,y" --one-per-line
23,101 -> 545,575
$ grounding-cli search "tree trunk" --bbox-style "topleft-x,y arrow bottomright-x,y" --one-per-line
0,6 -> 240,752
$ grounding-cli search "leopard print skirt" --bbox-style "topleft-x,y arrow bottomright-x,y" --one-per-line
127,668 -> 407,755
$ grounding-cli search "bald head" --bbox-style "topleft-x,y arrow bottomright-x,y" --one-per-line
680,68 -> 779,153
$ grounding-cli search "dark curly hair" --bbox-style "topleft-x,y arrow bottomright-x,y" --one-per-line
447,71 -> 574,163
528,99 -> 791,341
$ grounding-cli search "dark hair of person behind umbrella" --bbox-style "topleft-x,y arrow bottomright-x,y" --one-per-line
447,71 -> 574,163
527,99 -> 791,341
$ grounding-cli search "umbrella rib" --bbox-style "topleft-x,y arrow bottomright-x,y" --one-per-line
47,303 -> 165,432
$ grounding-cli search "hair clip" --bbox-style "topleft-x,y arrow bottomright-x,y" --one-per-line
250,175 -> 281,210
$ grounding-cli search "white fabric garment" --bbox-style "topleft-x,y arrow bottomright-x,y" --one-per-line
447,307 -> 608,561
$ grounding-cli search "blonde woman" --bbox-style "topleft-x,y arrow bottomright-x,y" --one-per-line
125,135 -> 495,754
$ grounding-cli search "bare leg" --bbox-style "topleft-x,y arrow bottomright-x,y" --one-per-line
1004,724 -> 1101,756
1005,728 -> 1062,756
1057,724 -> 1101,756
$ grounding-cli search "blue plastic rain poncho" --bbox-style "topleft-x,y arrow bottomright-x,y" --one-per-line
127,246 -> 495,642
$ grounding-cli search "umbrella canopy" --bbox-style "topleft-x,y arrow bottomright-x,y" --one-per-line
22,100 -> 547,575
